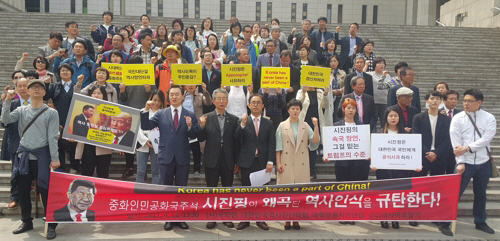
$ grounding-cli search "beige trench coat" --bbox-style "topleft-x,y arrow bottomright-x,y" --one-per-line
277,119 -> 310,184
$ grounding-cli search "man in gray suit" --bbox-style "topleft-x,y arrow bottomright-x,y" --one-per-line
255,40 -> 281,69
37,32 -> 65,72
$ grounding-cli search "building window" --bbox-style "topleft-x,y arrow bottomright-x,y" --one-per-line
158,0 -> 163,17
146,0 -> 151,15
195,0 -> 200,19
337,4 -> 343,23
120,0 -> 125,16
362,5 -> 367,24
231,1 -> 236,17
82,0 -> 88,14
45,0 -> 50,12
327,4 -> 332,23
256,2 -> 261,21
183,0 -> 188,18
302,3 -> 307,20
291,3 -> 296,22
220,0 -> 225,20
373,5 -> 378,24
70,0 -> 75,13
267,2 -> 272,22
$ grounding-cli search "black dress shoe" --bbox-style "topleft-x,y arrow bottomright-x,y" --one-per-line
475,223 -> 495,234
439,223 -> 453,236
121,168 -> 134,179
257,222 -> 269,230
391,221 -> 399,229
236,222 -> 250,230
409,221 -> 419,226
284,225 -> 291,230
349,221 -> 355,225
46,227 -> 57,240
164,222 -> 173,231
380,221 -> 389,229
13,222 -> 33,234
293,224 -> 301,230
339,221 -> 350,225
178,222 -> 189,229
206,222 -> 216,229
223,222 -> 234,228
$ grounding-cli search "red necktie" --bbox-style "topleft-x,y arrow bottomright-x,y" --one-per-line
114,136 -> 119,144
269,54 -> 273,66
254,117 -> 259,156
448,110 -> 452,119
174,109 -> 179,130
75,213 -> 82,222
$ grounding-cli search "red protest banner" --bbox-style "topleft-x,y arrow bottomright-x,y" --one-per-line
46,172 -> 460,223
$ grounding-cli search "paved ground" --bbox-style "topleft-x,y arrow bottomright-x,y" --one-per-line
0,217 -> 499,240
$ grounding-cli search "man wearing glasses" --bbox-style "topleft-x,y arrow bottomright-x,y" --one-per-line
386,66 -> 421,112
240,25 -> 259,67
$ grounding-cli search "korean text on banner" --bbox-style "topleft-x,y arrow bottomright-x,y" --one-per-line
102,63 -> 155,85
300,65 -> 330,88
260,67 -> 290,89
371,134 -> 422,170
172,64 -> 203,85
322,125 -> 371,161
221,64 -> 253,86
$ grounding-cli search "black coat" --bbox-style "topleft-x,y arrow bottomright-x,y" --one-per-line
344,72 -> 374,97
260,40 -> 288,54
291,58 -> 318,68
235,116 -> 276,169
0,99 -> 21,158
386,104 -> 420,129
334,33 -> 362,68
44,81 -> 75,126
72,114 -> 90,137
54,205 -> 95,222
197,110 -> 239,169
438,107 -> 462,118
337,93 -> 377,132
387,84 -> 421,113
412,112 -> 453,167
117,131 -> 136,148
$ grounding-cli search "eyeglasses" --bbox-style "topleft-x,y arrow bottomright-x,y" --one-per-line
250,101 -> 262,105
13,76 -> 22,80
29,85 -> 44,90
463,100 -> 477,104
244,31 -> 252,33
36,60 -> 44,64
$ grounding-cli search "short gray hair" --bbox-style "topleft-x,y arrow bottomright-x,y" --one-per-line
236,48 -> 248,57
212,88 -> 228,99
301,19 -> 311,25
270,26 -> 280,33
350,76 -> 365,87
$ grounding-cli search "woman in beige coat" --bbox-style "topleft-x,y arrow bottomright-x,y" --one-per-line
276,99 -> 320,230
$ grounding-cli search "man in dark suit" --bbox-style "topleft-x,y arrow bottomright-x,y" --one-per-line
287,19 -> 316,49
236,48 -> 261,93
439,89 -> 462,174
387,66 -> 421,112
309,16 -> 334,54
385,87 -> 420,132
197,88 -> 239,230
110,113 -> 135,147
256,40 -> 281,69
278,50 -> 300,120
141,85 -> 198,231
337,76 -> 377,132
53,179 -> 96,222
344,54 -> 374,96
201,50 -> 221,113
234,94 -> 276,231
413,91 -> 453,176
335,23 -> 362,72
261,26 -> 288,55
72,105 -> 94,137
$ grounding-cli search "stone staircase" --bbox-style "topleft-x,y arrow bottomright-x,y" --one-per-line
0,12 -> 499,217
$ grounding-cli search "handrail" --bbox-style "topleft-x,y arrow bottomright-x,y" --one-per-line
436,20 -> 446,27
491,7 -> 500,11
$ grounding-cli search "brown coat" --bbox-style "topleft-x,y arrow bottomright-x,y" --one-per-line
277,119 -> 310,184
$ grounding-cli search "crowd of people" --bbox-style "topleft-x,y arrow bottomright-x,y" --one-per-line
0,11 -> 497,239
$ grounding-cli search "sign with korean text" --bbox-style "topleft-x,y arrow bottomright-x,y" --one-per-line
300,65 -> 330,88
101,63 -> 155,85
322,125 -> 371,161
260,67 -> 290,88
371,134 -> 422,170
46,172 -> 461,223
171,64 -> 203,85
221,64 -> 253,86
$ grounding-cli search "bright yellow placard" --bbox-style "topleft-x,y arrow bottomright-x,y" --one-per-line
97,104 -> 121,116
86,129 -> 114,144
300,65 -> 330,88
101,63 -> 155,85
221,64 -> 253,86
260,67 -> 290,89
171,64 -> 203,85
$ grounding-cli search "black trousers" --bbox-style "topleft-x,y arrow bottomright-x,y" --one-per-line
81,144 -> 112,178
9,153 -> 19,201
240,157 -> 263,186
415,159 -> 446,177
270,116 -> 283,131
159,157 -> 190,186
18,160 -> 57,228
205,146 -> 234,187
190,141 -> 201,173
58,139 -> 77,171
335,160 -> 370,181
125,152 -> 135,169
445,157 -> 456,174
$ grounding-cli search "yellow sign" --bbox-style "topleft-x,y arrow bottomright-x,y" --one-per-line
86,129 -> 114,144
171,64 -> 203,85
101,63 -> 155,86
221,64 -> 253,86
260,67 -> 290,89
97,104 -> 121,116
300,65 -> 330,88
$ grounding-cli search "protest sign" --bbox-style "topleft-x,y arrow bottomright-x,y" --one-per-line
101,63 -> 155,85
221,64 -> 253,86
322,125 -> 371,161
46,172 -> 461,223
260,67 -> 290,88
300,65 -> 330,88
62,93 -> 141,154
371,134 -> 422,170
171,64 -> 203,85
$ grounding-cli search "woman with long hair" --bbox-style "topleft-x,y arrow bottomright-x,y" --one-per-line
324,55 -> 346,124
185,25 -> 202,62
199,17 -> 217,47
222,21 -> 242,55
207,34 -> 225,69
153,24 -> 169,49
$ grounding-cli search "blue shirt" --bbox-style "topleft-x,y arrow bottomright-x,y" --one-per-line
349,36 -> 356,56
182,93 -> 194,113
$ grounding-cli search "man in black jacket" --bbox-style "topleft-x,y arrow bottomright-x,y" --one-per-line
439,89 -> 462,174
261,26 -> 288,55
344,54 -> 374,97
73,106 -> 94,137
387,66 -> 421,112
385,87 -> 420,132
335,23 -> 362,72
338,76 -> 377,132
197,88 -> 238,230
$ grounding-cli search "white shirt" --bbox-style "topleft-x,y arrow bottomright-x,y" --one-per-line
170,106 -> 182,122
450,109 -> 496,165
114,132 -> 127,144
226,86 -> 249,118
19,96 -> 31,106
444,106 -> 456,118
428,114 -> 438,150
67,204 -> 88,222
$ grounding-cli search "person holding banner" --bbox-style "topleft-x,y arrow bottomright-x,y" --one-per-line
296,86 -> 328,179
256,40 -> 281,69
259,87 -> 286,130
337,76 -> 377,132
155,45 -> 180,97
74,68 -> 118,103
276,99 -> 320,230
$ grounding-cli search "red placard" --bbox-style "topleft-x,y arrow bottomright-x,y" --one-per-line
46,172 -> 461,223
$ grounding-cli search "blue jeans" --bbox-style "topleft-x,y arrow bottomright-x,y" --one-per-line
136,149 -> 160,184
460,161 -> 492,224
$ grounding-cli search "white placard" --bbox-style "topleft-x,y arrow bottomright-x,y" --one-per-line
148,129 -> 160,154
322,124 -> 371,161
370,134 -> 422,170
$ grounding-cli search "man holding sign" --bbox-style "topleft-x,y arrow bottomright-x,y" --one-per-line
155,45 -> 180,97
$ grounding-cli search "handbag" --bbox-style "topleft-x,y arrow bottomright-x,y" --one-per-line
465,112 -> 499,178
